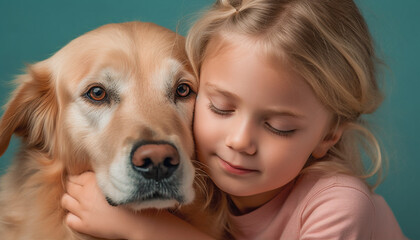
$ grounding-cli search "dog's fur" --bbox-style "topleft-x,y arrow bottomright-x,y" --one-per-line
0,22 -> 218,239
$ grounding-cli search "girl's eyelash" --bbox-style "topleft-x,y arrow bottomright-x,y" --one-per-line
264,122 -> 296,137
208,102 -> 233,116
208,101 -> 295,136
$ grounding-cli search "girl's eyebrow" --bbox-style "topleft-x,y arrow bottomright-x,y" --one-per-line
262,108 -> 306,119
204,82 -> 240,101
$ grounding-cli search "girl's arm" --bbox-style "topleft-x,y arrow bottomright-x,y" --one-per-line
61,172 -> 214,240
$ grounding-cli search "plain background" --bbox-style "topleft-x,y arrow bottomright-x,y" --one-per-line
0,0 -> 418,239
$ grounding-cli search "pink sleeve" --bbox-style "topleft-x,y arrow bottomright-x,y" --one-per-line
299,186 -> 374,240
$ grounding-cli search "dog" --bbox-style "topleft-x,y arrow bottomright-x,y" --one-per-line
0,21 -> 219,239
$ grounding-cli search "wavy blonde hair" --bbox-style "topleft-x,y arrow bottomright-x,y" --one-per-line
186,0 -> 385,236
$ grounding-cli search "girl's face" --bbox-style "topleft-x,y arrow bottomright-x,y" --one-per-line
194,37 -> 338,212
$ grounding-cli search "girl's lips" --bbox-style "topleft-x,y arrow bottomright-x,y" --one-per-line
217,156 -> 257,175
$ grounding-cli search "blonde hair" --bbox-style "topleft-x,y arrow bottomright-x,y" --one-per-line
186,0 -> 385,236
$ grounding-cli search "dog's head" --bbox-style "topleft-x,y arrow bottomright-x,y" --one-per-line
0,22 -> 197,210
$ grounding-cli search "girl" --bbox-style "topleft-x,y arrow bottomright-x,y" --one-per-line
62,0 -> 407,239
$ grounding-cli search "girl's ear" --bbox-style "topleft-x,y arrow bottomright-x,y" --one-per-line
312,125 -> 344,159
0,63 -> 58,157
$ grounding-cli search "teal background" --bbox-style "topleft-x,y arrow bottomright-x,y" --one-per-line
0,0 -> 418,238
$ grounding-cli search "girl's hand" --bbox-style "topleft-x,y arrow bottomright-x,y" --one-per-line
61,171 -> 136,239
61,171 -> 215,240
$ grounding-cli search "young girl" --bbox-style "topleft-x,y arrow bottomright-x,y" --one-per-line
62,0 -> 407,239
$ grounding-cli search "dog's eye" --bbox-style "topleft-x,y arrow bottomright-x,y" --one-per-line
176,83 -> 191,98
87,86 -> 107,101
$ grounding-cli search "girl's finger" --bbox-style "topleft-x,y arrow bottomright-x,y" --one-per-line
61,193 -> 82,217
65,212 -> 85,233
68,171 -> 94,185
65,180 -> 83,197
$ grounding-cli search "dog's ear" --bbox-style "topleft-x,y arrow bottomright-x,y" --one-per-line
0,63 -> 58,157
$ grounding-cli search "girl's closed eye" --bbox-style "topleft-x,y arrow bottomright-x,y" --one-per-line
264,121 -> 296,137
208,101 -> 234,116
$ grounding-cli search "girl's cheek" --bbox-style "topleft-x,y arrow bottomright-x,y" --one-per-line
193,101 -> 208,139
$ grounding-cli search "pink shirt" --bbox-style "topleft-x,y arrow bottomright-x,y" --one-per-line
229,172 -> 407,240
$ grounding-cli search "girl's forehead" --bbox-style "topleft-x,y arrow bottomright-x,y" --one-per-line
204,31 -> 289,67
200,38 -> 328,117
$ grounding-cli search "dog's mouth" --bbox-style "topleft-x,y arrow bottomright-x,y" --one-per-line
133,182 -> 184,203
106,192 -> 183,207
105,178 -> 185,207
140,191 -> 181,201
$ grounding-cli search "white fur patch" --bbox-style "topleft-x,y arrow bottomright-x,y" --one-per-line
150,58 -> 183,94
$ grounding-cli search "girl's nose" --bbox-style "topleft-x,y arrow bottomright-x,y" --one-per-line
225,118 -> 257,155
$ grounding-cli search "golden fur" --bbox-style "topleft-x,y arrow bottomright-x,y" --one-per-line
0,22 -> 219,240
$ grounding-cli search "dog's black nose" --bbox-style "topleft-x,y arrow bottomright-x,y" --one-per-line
131,143 -> 179,181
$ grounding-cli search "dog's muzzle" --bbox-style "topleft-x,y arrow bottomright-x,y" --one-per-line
105,140 -> 188,207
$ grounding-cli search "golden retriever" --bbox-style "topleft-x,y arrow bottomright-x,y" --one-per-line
0,21 -> 218,239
